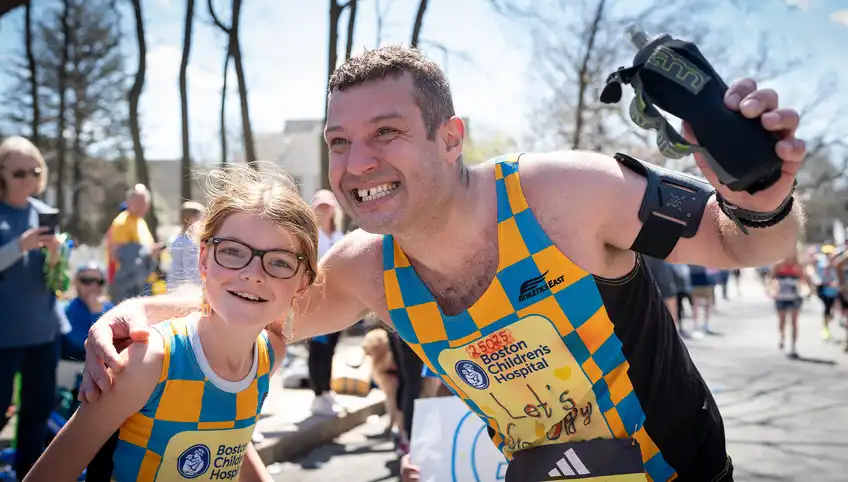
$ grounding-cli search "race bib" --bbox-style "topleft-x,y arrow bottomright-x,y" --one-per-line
776,278 -> 799,300
156,426 -> 255,480
437,315 -> 612,454
506,438 -> 647,481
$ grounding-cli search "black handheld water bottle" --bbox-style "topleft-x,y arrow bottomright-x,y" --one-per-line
600,26 -> 783,194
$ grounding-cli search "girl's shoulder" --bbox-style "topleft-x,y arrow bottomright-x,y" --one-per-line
262,329 -> 286,373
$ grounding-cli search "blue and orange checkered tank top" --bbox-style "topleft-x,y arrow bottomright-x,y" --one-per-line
382,156 -> 677,481
110,314 -> 274,481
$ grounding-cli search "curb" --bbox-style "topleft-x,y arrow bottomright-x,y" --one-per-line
254,391 -> 387,465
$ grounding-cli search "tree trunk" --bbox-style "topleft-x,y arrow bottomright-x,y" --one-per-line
179,0 -> 195,200
345,0 -> 357,60
410,0 -> 428,48
129,0 -> 158,238
25,1 -> 39,148
56,0 -> 70,216
320,0 -> 344,190
571,0 -> 606,150
220,52 -> 230,167
231,0 -> 256,168
70,102 -> 83,236
207,0 -> 231,168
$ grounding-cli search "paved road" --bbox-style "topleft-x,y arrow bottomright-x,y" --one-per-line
686,280 -> 848,482
270,413 -> 399,482
272,276 -> 848,482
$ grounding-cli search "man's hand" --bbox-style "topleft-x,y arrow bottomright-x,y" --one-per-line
683,78 -> 806,212
79,300 -> 152,402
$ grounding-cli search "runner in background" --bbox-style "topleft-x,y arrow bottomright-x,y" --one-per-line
731,269 -> 742,297
689,265 -> 716,337
769,250 -> 807,358
643,256 -> 678,327
832,246 -> 848,351
717,270 -> 731,300
808,245 -> 839,341
670,263 -> 693,337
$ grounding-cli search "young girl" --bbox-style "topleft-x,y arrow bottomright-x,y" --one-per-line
25,165 -> 319,481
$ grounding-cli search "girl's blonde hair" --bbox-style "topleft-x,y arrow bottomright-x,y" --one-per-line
0,136 -> 48,197
195,163 -> 320,285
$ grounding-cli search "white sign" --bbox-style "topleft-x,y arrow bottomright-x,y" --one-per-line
409,397 -> 509,482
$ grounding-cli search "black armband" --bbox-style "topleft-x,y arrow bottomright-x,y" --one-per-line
614,152 -> 715,260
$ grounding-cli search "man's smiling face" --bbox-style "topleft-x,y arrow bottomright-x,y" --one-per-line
324,73 -> 446,235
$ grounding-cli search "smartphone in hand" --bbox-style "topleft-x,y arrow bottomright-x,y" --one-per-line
38,212 -> 60,234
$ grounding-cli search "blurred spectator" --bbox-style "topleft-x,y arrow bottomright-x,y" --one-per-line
104,201 -> 128,285
308,190 -> 346,416
689,265 -> 716,336
60,263 -> 114,361
0,136 -> 62,478
166,201 -> 205,290
107,184 -> 162,302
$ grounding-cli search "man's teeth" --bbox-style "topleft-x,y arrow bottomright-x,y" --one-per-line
233,291 -> 262,301
357,183 -> 397,202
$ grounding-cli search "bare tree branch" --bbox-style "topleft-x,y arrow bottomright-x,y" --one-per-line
374,0 -> 396,47
345,0 -> 357,60
207,0 -> 231,33
410,0 -> 428,48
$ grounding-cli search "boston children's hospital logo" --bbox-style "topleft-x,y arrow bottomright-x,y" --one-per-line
178,444 -> 211,478
455,360 -> 490,390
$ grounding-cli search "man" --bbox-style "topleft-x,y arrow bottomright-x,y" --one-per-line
104,202 -> 127,285
107,184 -> 161,302
81,46 -> 805,481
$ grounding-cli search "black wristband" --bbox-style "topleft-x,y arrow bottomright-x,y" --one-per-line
717,192 -> 795,235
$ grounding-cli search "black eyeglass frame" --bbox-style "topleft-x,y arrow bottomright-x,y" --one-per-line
205,236 -> 312,280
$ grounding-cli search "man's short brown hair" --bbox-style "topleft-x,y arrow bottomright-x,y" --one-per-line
328,45 -> 455,140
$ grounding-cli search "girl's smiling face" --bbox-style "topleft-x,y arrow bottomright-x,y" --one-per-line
198,212 -> 310,328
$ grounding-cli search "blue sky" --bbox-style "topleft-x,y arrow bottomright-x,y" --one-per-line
0,0 -> 846,161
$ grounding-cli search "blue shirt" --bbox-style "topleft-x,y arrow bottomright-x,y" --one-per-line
0,199 -> 58,349
688,265 -> 715,287
64,298 -> 114,353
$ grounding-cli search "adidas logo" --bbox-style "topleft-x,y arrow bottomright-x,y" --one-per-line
547,448 -> 590,478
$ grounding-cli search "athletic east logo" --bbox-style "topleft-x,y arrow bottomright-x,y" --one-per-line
177,444 -> 211,479
518,271 -> 565,302
455,360 -> 490,390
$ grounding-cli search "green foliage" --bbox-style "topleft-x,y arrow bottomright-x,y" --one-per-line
464,133 -> 519,164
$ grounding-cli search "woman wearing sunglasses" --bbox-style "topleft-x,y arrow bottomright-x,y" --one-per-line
61,264 -> 114,361
0,135 -> 62,480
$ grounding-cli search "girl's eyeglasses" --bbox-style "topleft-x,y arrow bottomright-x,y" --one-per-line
206,237 -> 310,280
